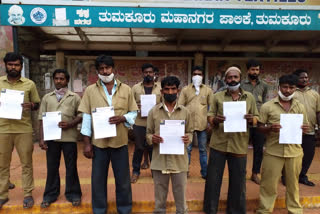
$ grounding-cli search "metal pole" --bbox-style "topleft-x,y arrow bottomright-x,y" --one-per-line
12,26 -> 19,53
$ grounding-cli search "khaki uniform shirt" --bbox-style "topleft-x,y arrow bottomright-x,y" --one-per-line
294,87 -> 320,134
132,81 -> 161,127
259,97 -> 308,158
38,90 -> 82,142
178,84 -> 213,131
78,79 -> 138,148
0,76 -> 40,133
208,89 -> 259,155
146,103 -> 193,172
241,79 -> 268,111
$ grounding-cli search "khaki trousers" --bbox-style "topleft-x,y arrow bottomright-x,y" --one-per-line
0,133 -> 34,199
257,153 -> 303,214
152,170 -> 188,214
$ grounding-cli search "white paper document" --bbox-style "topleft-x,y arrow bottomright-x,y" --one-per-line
279,114 -> 303,144
0,89 -> 24,120
92,107 -> 117,139
42,111 -> 62,141
223,101 -> 247,132
160,120 -> 185,155
141,94 -> 156,117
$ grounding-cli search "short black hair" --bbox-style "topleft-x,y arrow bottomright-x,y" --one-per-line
154,66 -> 159,73
293,69 -> 308,77
141,63 -> 154,72
192,65 -> 204,73
53,69 -> 70,82
95,55 -> 114,70
3,52 -> 23,65
279,74 -> 298,86
246,59 -> 261,70
161,76 -> 180,88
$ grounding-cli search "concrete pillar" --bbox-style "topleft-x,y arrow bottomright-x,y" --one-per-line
194,52 -> 204,67
56,51 -> 65,69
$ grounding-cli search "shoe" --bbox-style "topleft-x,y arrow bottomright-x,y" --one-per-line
299,178 -> 315,187
0,198 -> 9,209
8,182 -> 15,190
130,173 -> 139,184
250,173 -> 261,185
281,176 -> 286,186
201,175 -> 207,180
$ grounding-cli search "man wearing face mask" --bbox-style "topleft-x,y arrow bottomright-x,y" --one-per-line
203,66 -> 258,214
178,66 -> 213,179
241,59 -> 268,185
0,52 -> 40,209
292,69 -> 320,187
38,69 -> 82,208
146,76 -> 193,214
79,55 -> 138,214
256,74 -> 309,214
130,63 -> 161,183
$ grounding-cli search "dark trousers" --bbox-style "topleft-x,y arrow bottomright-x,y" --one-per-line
299,135 -> 316,180
132,125 -> 153,175
250,127 -> 265,174
203,149 -> 247,214
92,145 -> 132,214
43,141 -> 82,203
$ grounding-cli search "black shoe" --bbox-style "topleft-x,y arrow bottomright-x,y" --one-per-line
299,178 -> 315,186
281,176 -> 286,186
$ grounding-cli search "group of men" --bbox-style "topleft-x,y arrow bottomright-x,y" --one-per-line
0,52 -> 319,214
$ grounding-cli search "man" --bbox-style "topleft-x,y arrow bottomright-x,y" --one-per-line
8,5 -> 25,25
146,76 -> 193,214
79,55 -> 138,214
292,69 -> 320,186
241,59 -> 268,185
256,74 -> 309,214
178,65 -> 213,179
130,63 -> 161,183
38,69 -> 82,208
0,52 -> 40,209
203,66 -> 259,214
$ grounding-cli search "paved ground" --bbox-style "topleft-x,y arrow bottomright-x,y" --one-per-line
2,141 -> 320,213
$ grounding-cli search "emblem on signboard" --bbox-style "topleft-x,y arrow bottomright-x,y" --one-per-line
30,7 -> 47,24
8,5 -> 25,25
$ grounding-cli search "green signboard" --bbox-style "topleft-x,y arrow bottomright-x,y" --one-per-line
1,4 -> 319,30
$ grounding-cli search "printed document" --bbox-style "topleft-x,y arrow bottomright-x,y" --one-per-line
160,120 -> 185,155
42,111 -> 62,141
141,94 -> 156,117
92,107 -> 117,139
0,89 -> 24,120
223,101 -> 247,132
279,114 -> 303,144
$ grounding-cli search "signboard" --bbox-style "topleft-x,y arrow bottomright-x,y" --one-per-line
2,0 -> 320,10
1,4 -> 320,30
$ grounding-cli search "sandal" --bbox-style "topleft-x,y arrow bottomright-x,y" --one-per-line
130,173 -> 139,184
40,201 -> 51,208
23,196 -> 34,209
71,199 -> 81,207
8,182 -> 15,190
141,162 -> 149,169
0,198 -> 9,209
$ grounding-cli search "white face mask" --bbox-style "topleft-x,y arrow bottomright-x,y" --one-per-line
278,90 -> 295,101
192,75 -> 203,87
98,73 -> 114,83
227,82 -> 241,92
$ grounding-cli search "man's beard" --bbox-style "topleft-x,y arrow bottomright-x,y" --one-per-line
6,69 -> 21,78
